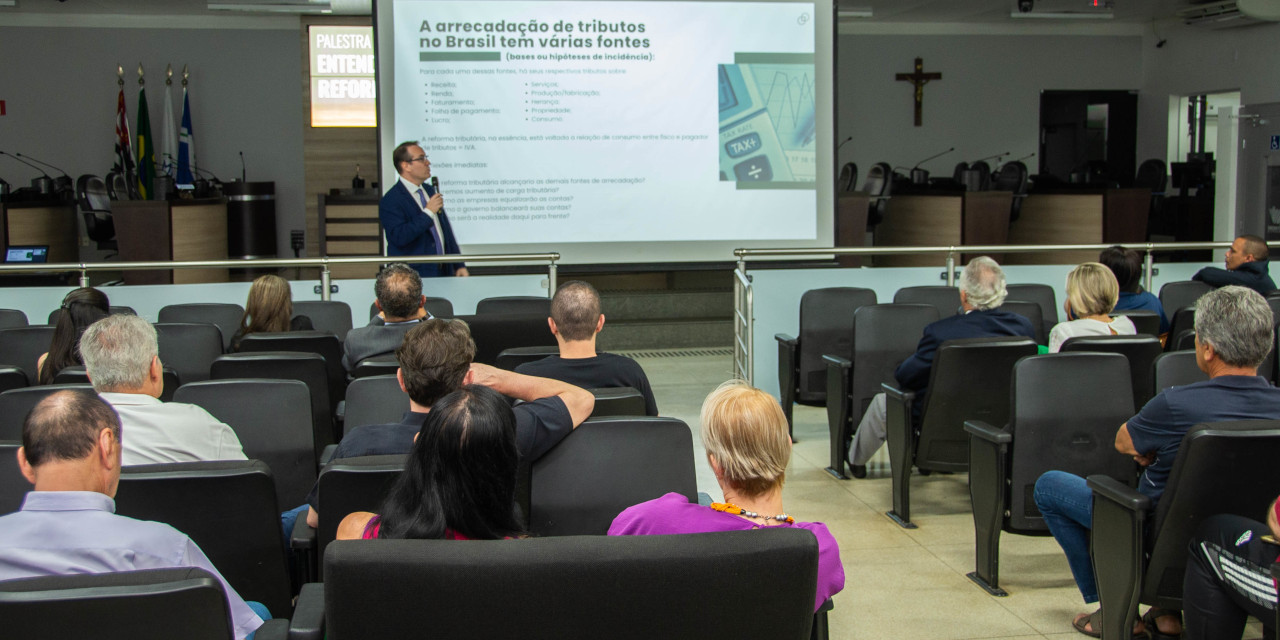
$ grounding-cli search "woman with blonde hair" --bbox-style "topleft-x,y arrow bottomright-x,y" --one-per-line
609,380 -> 844,611
230,274 -> 312,351
1047,262 -> 1137,353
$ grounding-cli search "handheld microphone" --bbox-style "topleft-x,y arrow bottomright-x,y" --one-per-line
239,151 -> 246,183
15,153 -> 70,179
431,176 -> 440,194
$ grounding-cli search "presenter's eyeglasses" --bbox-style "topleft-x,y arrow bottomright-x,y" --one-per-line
409,155 -> 429,163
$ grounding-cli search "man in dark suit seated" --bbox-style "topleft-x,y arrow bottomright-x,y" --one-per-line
342,263 -> 430,370
379,140 -> 468,278
846,256 -> 1036,478
515,280 -> 658,416
1192,234 -> 1276,296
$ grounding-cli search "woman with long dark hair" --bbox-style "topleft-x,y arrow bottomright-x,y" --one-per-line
337,385 -> 525,541
36,288 -> 110,385
229,274 -> 312,351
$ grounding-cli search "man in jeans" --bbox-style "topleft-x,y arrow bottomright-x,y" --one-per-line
1034,286 -> 1280,637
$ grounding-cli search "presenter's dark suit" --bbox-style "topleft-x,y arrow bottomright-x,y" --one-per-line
380,180 -> 465,278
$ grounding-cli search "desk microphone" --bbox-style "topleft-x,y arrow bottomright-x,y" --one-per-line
835,136 -> 853,151
239,151 -> 246,183
16,153 -> 72,194
0,151 -> 51,178
1011,152 -> 1036,163
16,153 -> 70,180
971,151 -> 1010,165
909,147 -> 954,185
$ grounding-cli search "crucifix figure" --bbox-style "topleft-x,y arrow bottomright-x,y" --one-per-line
895,57 -> 941,127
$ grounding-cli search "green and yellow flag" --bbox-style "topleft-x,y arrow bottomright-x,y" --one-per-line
136,85 -> 156,199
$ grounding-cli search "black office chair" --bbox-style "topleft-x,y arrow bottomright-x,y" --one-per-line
105,169 -> 139,201
342,375 -> 410,431
294,454 -> 407,581
776,287 -> 878,438
993,161 -> 1029,221
588,387 -> 647,417
1158,281 -> 1212,323
1110,309 -> 1161,337
0,366 -> 27,395
48,306 -> 136,325
0,384 -> 93,440
293,300 -> 354,343
76,174 -> 117,251
953,161 -> 969,184
155,323 -> 223,384
0,326 -> 55,385
964,353 -> 1137,596
0,440 -> 32,515
1088,421 -> 1280,640
970,160 -> 992,191
823,303 -> 939,478
350,355 -> 400,379
883,336 -> 1039,528
837,162 -> 858,192
210,352 -> 333,460
1060,334 -> 1162,410
0,309 -> 28,329
863,162 -> 892,228
368,296 -> 454,320
0,567 -> 289,640
1005,283 -> 1058,340
893,286 -> 960,319
999,300 -> 1046,345
457,313 -> 558,366
1153,351 -> 1208,394
158,303 -> 245,352
237,330 -> 346,412
113,460 -> 293,618
475,296 -> 551,316
53,365 -> 179,402
495,345 -> 560,371
1166,307 -> 1196,352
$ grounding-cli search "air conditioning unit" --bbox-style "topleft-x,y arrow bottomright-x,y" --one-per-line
1176,1 -> 1267,28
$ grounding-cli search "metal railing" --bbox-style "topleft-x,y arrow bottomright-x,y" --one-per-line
0,253 -> 561,301
731,241 -> 1230,384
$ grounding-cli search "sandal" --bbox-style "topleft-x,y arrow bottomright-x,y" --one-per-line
1143,607 -> 1183,640
1072,609 -> 1146,639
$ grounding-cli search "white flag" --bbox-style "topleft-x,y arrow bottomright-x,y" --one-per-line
160,81 -> 177,178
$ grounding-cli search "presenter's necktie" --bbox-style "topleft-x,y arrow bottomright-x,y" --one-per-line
416,187 -> 445,255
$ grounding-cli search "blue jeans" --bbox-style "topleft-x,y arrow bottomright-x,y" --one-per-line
1034,470 -> 1097,603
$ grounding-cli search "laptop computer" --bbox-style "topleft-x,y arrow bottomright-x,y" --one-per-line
4,245 -> 49,264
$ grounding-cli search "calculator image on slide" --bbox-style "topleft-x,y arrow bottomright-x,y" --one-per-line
718,62 -> 816,183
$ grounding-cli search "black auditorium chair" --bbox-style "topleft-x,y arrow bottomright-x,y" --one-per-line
300,530 -> 818,640
993,161 -> 1030,221
776,287 -> 878,438
342,375 -> 410,431
893,286 -> 960,319
1005,283 -> 1058,340
0,384 -> 93,440
293,300 -> 354,343
173,379 -> 317,508
75,174 -> 118,252
1170,328 -> 1197,352
155,323 -> 224,384
1060,334 -> 1162,409
970,160 -> 992,191
529,417 -> 696,537
48,306 -> 136,325
0,567 -> 289,640
823,303 -> 939,479
863,162 -> 892,228
882,336 -> 1038,528
0,441 -> 33,515
210,352 -> 333,459
158,303 -> 245,352
1153,351 -> 1208,394
953,161 -> 969,184
0,309 -> 28,329
0,366 -> 27,395
588,387 -> 647,417
53,365 -> 179,401
292,454 -> 407,581
1110,309 -> 1161,337
1158,281 -> 1211,323
999,300 -> 1046,345
237,330 -> 346,412
1087,421 -> 1280,640
838,162 -> 858,192
964,353 -> 1137,596
475,295 -> 552,316
1165,307 -> 1197,352
368,296 -> 454,320
0,326 -> 55,385
350,355 -> 400,379
113,460 -> 293,618
495,345 -> 560,371
458,313 -> 557,366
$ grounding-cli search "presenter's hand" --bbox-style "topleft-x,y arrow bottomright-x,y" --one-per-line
456,267 -> 470,277
426,193 -> 444,214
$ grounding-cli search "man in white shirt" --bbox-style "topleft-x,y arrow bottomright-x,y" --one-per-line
79,314 -> 247,465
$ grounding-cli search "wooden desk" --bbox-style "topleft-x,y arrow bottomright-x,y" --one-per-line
835,192 -> 869,268
873,191 -> 1012,267
113,199 -> 229,284
0,202 -> 78,263
1005,188 -> 1150,265
319,194 -> 381,279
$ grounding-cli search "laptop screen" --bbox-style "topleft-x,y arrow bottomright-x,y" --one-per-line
5,246 -> 49,264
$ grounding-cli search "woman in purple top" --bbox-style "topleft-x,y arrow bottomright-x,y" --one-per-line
608,380 -> 844,611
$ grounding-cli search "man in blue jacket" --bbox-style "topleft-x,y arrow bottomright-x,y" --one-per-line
1192,235 -> 1275,295
379,141 -> 469,278
846,256 -> 1037,478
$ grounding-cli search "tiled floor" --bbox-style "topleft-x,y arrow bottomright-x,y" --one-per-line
633,350 -> 1264,640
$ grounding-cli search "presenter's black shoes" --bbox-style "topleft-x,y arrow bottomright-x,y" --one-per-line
849,464 -> 867,479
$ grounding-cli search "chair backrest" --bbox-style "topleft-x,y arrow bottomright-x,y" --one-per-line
998,301 -> 1045,345
1153,351 -> 1208,393
237,331 -> 346,411
953,161 -> 969,183
350,355 -> 400,379
0,384 -> 93,440
154,323 -> 224,384
796,287 -> 878,402
0,309 -> 29,329
1141,421 -> 1280,609
1158,281 -> 1212,321
1166,307 -> 1196,351
863,162 -> 892,226
343,375 -> 410,431
322,530 -> 818,640
495,346 -> 561,371
0,366 -> 27,395
173,379 -> 317,507
851,304 -> 939,416
475,296 -> 552,316
971,160 -> 992,191
209,352 -> 333,458
892,286 -> 960,319
588,387 -> 647,417
837,162 -> 858,192
1135,158 -> 1168,193
158,303 -> 245,352
0,326 -> 55,385
0,567 -> 236,640
917,337 -> 1039,471
1060,334 -> 1163,409
456,313 -> 557,366
51,366 -> 179,401
113,460 -> 292,617
76,174 -> 112,212
1005,353 -> 1136,532
1171,328 -> 1196,352
1005,283 -> 1058,338
994,161 -> 1028,194
0,441 -> 32,515
368,297 -> 455,320
293,300 -> 354,342
530,417 -> 697,537
47,306 -> 137,326
1111,309 -> 1161,337
316,455 -> 407,571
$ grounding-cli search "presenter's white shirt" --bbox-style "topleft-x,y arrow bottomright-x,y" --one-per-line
1047,316 -> 1138,353
98,392 -> 248,466
398,175 -> 444,252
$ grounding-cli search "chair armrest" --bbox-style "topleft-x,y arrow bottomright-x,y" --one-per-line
775,333 -> 797,347
319,444 -> 338,467
291,515 -> 316,550
816,598 -> 833,614
964,420 -> 1011,444
822,354 -> 851,369
1087,475 -> 1151,514
334,400 -> 345,422
881,382 -> 914,404
288,583 -> 325,640
252,618 -> 290,640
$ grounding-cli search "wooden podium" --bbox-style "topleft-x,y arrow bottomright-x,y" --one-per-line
1005,188 -> 1150,265
873,191 -> 1013,267
113,199 -> 229,284
0,201 -> 78,263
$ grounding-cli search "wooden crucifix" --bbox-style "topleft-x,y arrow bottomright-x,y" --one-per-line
895,57 -> 941,127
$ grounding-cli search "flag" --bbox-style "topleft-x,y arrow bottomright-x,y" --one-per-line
176,87 -> 195,189
161,81 -> 177,178
136,85 -> 156,199
113,88 -> 137,181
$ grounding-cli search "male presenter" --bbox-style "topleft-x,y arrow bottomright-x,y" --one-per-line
380,141 -> 469,278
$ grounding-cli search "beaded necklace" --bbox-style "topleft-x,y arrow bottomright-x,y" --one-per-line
710,501 -> 795,524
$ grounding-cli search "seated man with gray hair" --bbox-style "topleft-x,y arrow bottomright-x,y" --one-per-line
80,314 -> 246,466
846,256 -> 1036,478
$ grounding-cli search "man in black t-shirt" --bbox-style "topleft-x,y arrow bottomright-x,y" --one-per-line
515,280 -> 659,416
304,318 -> 595,526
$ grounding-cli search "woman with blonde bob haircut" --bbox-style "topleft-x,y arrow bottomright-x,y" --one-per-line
230,274 -> 313,351
609,380 -> 845,611
1047,262 -> 1137,353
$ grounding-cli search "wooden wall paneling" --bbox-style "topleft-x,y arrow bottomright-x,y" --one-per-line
171,202 -> 229,284
874,195 -> 962,267
112,201 -> 173,285
1004,194 -> 1103,264
4,205 -> 78,263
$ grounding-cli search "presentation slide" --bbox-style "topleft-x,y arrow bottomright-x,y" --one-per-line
376,0 -> 833,264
